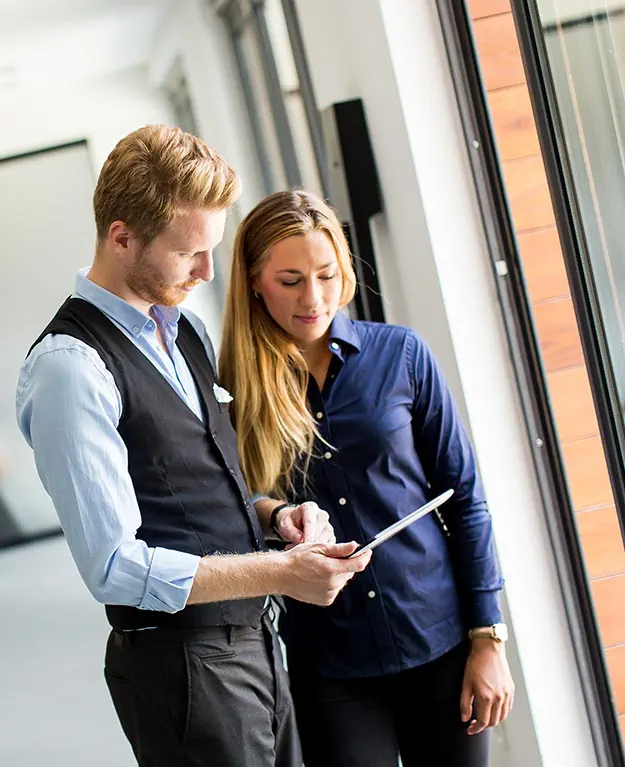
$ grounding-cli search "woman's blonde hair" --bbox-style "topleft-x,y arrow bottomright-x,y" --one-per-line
93,124 -> 240,244
219,190 -> 356,497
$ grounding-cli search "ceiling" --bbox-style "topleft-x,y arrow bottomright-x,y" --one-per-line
0,0 -> 171,94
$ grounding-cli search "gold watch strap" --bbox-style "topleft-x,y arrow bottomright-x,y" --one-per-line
468,626 -> 495,640
468,623 -> 508,642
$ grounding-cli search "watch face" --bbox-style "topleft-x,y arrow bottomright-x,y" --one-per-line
494,623 -> 509,642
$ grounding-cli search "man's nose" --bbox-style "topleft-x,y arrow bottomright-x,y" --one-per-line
193,252 -> 214,282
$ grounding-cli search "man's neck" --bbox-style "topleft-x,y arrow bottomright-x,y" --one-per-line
87,259 -> 152,316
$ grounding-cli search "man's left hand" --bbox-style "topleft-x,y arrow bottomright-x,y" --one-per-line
460,640 -> 515,735
275,502 -> 336,547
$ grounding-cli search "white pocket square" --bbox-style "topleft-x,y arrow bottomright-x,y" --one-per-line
213,383 -> 233,404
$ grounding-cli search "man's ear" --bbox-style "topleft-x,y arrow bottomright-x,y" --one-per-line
107,220 -> 137,258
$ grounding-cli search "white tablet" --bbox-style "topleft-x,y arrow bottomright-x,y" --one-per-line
344,488 -> 454,558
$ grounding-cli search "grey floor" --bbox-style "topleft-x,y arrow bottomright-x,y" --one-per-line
0,537 -> 135,767
0,537 -> 530,767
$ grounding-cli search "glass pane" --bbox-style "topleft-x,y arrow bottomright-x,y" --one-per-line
265,0 -> 299,91
235,23 -> 289,191
536,1 -> 625,414
163,63 -> 200,137
284,90 -> 323,194
264,0 -> 324,196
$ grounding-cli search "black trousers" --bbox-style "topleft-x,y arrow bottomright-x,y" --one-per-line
104,612 -> 302,766
289,642 -> 490,767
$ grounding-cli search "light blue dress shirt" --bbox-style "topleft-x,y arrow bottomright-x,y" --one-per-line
15,270 -> 217,612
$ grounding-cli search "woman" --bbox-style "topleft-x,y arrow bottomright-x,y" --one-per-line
219,190 -> 514,767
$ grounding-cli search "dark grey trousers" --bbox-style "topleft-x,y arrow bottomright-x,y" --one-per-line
104,612 -> 302,766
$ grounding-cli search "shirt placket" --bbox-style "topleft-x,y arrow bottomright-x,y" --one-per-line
314,350 -> 402,675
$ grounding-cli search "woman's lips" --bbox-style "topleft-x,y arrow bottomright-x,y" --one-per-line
295,314 -> 321,324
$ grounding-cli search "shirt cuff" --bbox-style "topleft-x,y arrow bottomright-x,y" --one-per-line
138,547 -> 201,613
252,494 -> 271,504
469,589 -> 504,628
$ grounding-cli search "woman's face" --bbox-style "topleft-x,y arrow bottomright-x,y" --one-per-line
254,231 -> 343,350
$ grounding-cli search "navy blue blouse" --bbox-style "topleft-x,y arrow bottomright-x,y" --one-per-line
281,312 -> 504,679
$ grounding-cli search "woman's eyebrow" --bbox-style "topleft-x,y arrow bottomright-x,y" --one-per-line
275,262 -> 335,275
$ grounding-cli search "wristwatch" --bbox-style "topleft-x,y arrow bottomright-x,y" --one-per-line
468,623 -> 509,643
269,502 -> 292,539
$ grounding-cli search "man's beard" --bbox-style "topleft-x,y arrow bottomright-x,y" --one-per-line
126,254 -> 199,307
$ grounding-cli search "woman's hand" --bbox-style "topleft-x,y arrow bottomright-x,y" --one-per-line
275,502 -> 336,547
460,640 -> 515,735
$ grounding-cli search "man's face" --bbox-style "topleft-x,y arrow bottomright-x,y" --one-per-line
125,207 -> 227,307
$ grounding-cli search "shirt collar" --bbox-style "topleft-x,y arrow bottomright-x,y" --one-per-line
328,311 -> 361,355
74,268 -> 181,339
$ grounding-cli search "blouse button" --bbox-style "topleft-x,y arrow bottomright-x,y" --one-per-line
316,412 -> 324,420
338,497 -> 347,506
324,451 -> 332,460
368,591 -> 376,599
330,342 -> 340,350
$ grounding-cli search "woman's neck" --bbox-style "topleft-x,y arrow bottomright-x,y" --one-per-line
302,336 -> 333,390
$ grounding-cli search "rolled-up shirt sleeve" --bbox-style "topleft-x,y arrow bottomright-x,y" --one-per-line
16,336 -> 200,612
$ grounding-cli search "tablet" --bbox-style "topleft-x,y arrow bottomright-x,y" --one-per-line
344,488 -> 454,558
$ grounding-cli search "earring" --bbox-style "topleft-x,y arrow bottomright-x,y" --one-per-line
254,292 -> 261,300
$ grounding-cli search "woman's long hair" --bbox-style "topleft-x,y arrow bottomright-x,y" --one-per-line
219,190 -> 356,497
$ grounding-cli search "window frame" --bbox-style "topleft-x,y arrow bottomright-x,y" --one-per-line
214,0 -> 329,196
436,1 -> 625,764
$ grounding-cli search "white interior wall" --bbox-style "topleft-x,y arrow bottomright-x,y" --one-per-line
0,144 -> 97,534
148,0 -> 266,216
0,65 -> 174,171
295,1 -> 597,765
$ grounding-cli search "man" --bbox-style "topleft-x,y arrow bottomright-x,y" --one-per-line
16,125 -> 370,767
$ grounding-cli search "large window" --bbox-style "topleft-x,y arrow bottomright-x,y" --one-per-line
215,0 -> 328,197
452,1 -> 625,761
539,2 -> 625,420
